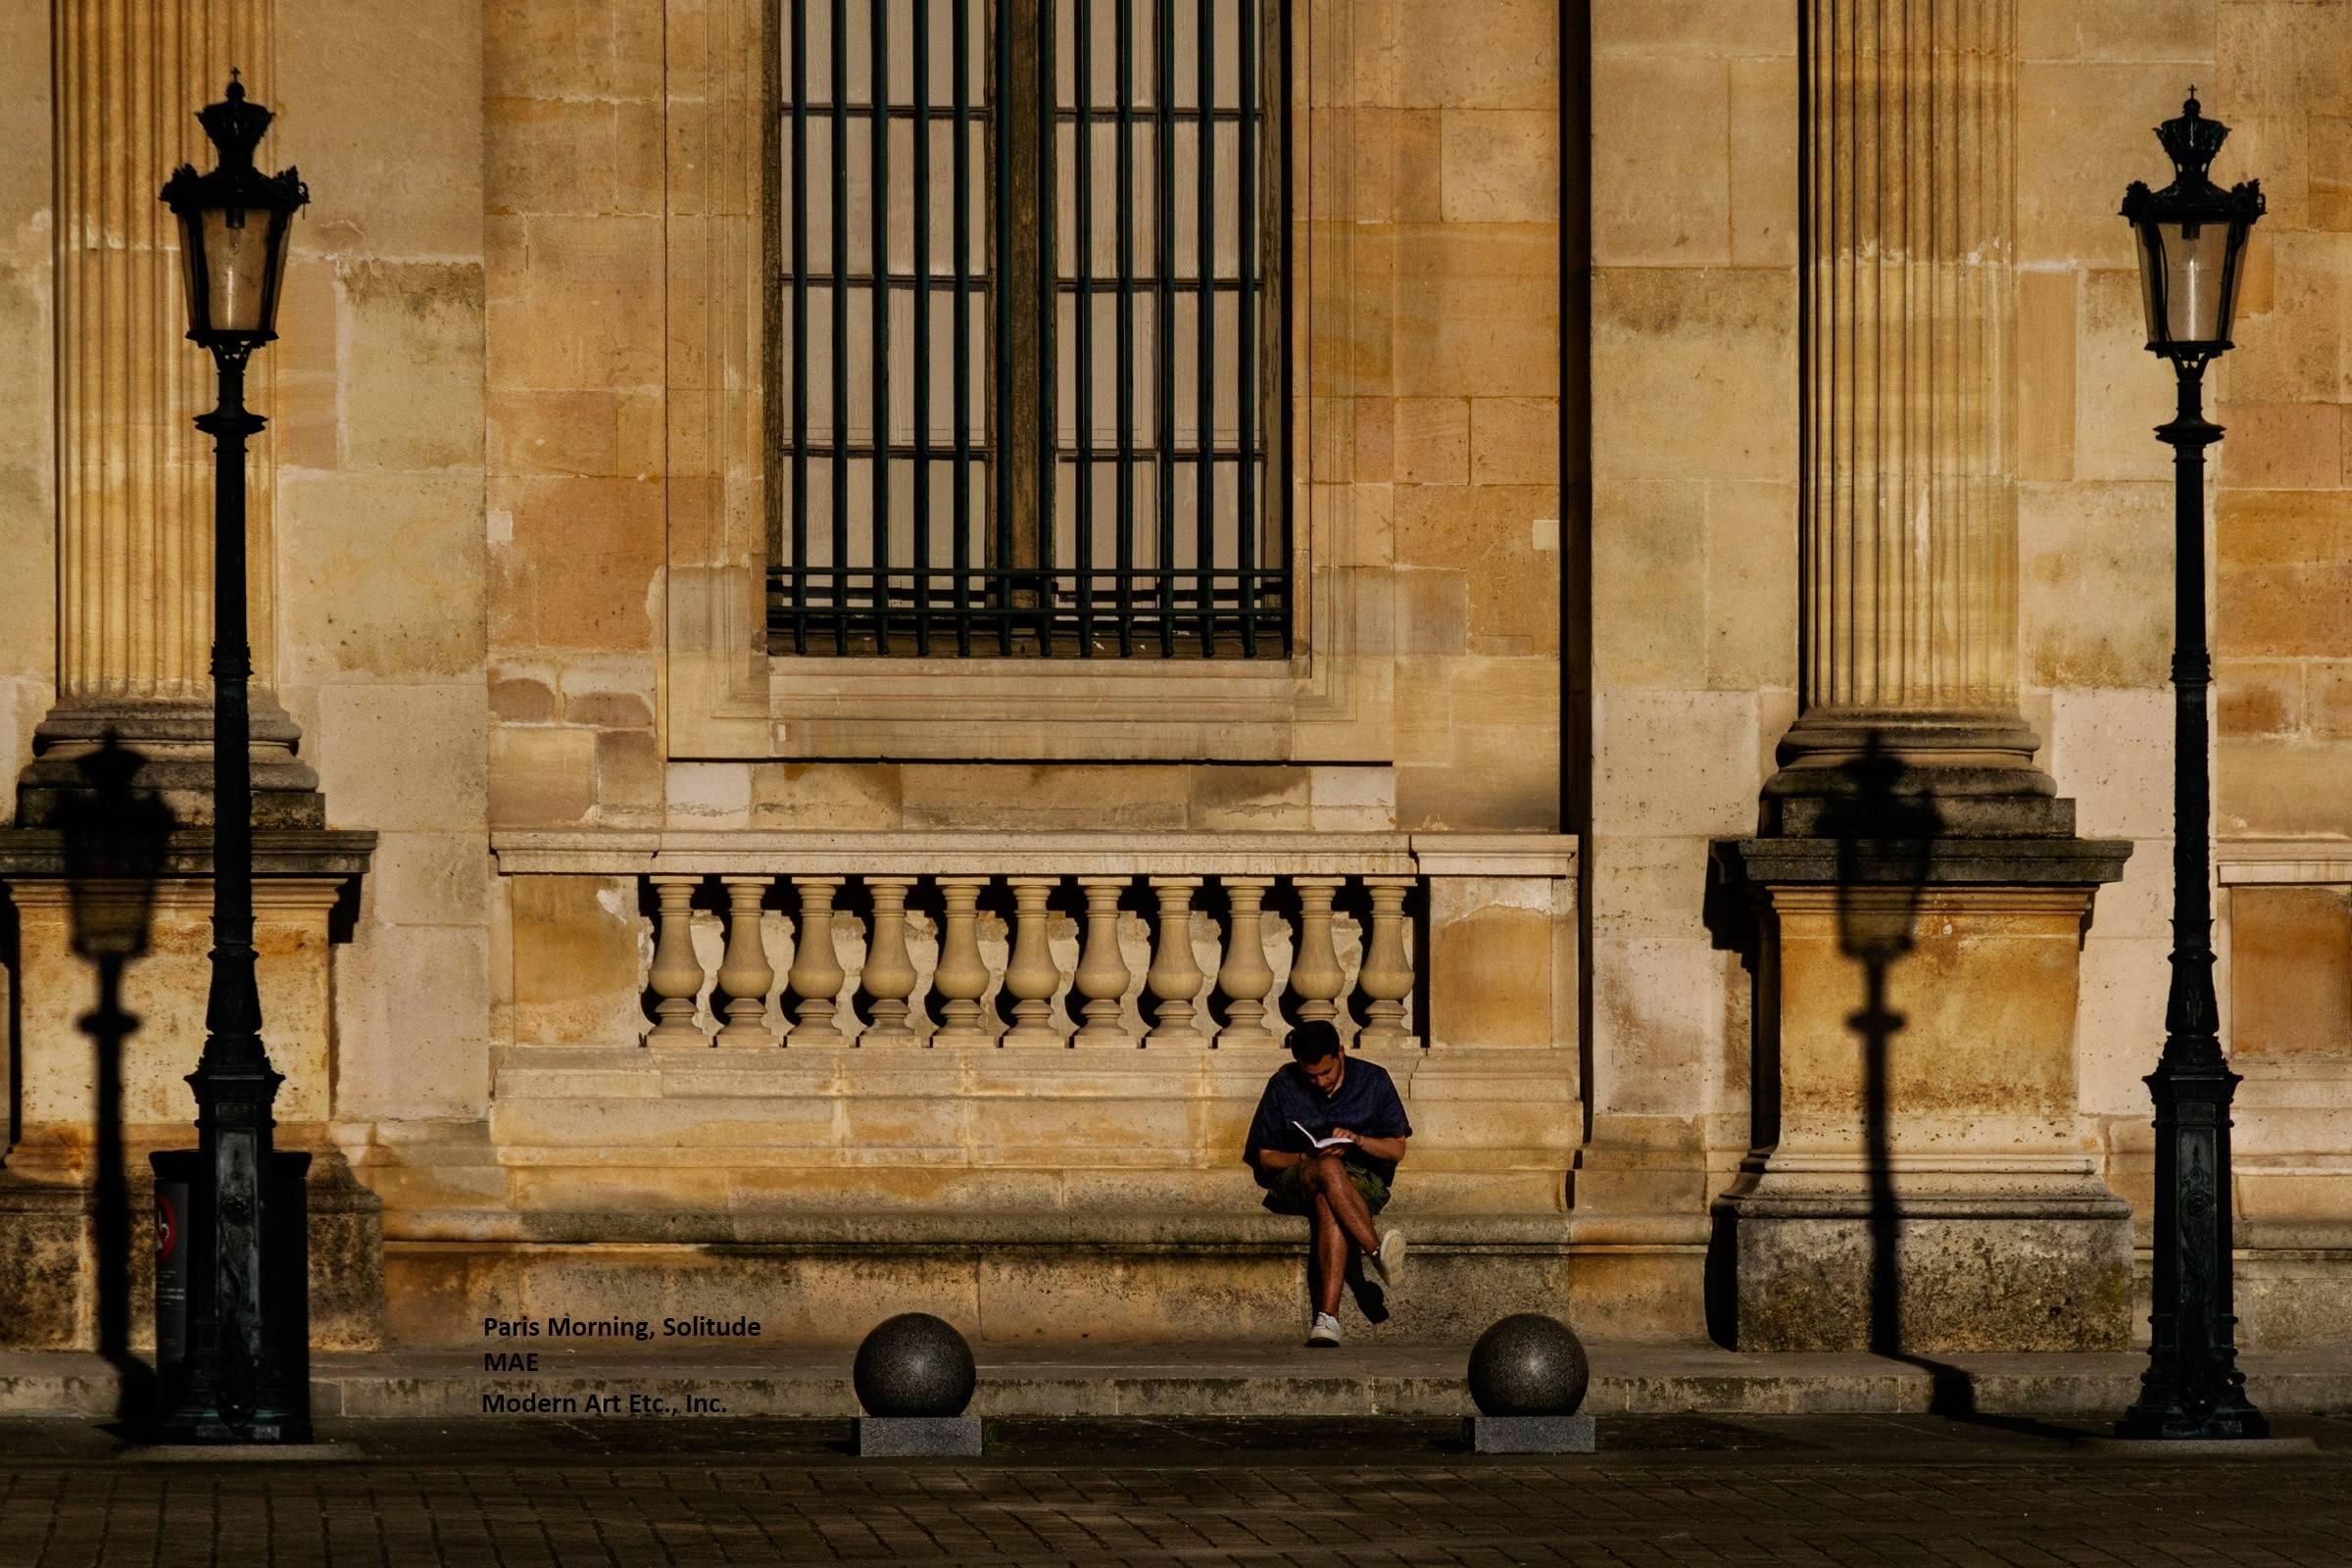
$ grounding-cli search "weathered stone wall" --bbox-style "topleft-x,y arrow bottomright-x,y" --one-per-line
2009,0 -> 2216,1208
2212,0 -> 2352,836
2001,1 -> 2352,1339
477,0 -> 1565,1050
0,2 -> 54,798
1578,0 -> 2352,1345
2203,0 -> 2352,1338
1580,0 -> 1798,1225
478,0 -> 1561,834
274,1 -> 493,1124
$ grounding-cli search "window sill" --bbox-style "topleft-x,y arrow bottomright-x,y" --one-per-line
766,653 -> 1354,761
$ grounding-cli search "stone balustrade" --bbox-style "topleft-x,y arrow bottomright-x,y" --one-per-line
491,831 -> 1579,1054
639,864 -> 1415,1051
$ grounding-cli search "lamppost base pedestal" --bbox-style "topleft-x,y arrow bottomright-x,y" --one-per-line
152,1414 -> 316,1446
2115,1401 -> 2272,1443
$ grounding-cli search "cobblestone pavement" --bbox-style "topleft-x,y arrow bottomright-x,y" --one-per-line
2,1414 -> 2349,1566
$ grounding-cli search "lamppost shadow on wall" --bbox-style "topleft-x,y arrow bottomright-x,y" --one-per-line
1813,735 -> 1937,1364
57,734 -> 174,1429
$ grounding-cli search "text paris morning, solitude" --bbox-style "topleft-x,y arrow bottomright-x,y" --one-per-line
484,1316 -> 762,1341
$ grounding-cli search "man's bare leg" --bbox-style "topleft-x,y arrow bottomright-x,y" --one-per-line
1311,1192 -> 1348,1317
1306,1153 -> 1382,1258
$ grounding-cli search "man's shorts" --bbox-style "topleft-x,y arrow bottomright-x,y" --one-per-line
1263,1157 -> 1391,1216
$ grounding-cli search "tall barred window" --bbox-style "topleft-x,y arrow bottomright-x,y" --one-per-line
766,0 -> 1289,657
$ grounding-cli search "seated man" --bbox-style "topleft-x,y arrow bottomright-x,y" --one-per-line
1243,1020 -> 1412,1348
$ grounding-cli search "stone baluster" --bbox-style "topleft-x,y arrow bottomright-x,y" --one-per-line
1215,876 -> 1278,1048
786,876 -> 848,1044
933,876 -> 993,1045
646,875 -> 708,1047
1289,876 -> 1348,1029
1356,876 -> 1415,1049
1073,876 -> 1133,1045
859,876 -> 921,1044
1004,877 -> 1065,1046
1145,877 -> 1206,1045
714,876 -> 778,1046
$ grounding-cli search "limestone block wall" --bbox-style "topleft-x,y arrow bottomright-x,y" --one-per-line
273,1 -> 494,1125
1581,1 -> 1799,1218
2206,0 -> 2352,858
2004,0 -> 2352,1338
2204,0 -> 2352,1334
0,1 -> 54,788
1583,0 -> 2352,1346
2010,0 -> 2217,1186
477,0 -> 1564,863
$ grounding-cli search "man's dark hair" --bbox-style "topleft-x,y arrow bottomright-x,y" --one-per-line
1287,1020 -> 1344,1063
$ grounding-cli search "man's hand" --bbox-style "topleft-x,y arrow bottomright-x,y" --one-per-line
1340,1130 -> 1409,1164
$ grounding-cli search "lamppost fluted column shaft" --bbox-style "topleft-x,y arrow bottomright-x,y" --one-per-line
2121,363 -> 2266,1439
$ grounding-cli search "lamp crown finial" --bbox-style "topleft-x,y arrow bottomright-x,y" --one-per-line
196,72 -> 271,170
2156,88 -> 2229,184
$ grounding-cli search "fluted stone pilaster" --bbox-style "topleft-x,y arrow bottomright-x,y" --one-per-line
20,1 -> 318,827
1772,0 -> 2059,830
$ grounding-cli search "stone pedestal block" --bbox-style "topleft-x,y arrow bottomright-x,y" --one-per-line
855,1416 -> 983,1456
1467,1414 -> 1594,1454
0,828 -> 380,1350
0,1153 -> 384,1352
0,831 -> 371,1165
1712,836 -> 2134,1353
1722,1200 -> 2130,1352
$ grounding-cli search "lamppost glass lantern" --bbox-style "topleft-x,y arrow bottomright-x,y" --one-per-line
2121,91 -> 2264,363
159,72 -> 307,349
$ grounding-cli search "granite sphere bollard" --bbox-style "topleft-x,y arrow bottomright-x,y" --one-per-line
1466,1314 -> 1594,1453
1468,1313 -> 1590,1415
853,1313 -> 982,1455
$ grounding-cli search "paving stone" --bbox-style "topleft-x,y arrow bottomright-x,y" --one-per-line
0,1414 -> 2347,1565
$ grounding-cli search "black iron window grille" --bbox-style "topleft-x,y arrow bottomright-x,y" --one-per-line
765,0 -> 1291,658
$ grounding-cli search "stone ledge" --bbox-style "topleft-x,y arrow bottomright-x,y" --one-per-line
8,1342 -> 2352,1419
379,1207 -> 1588,1249
1714,836 -> 2132,888
0,827 -> 379,879
492,829 -> 1422,877
488,828 -> 1578,879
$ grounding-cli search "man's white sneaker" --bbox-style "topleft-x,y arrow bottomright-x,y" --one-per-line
1306,1311 -> 1343,1348
1369,1229 -> 1407,1291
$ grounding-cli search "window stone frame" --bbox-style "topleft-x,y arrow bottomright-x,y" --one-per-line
662,0 -> 1393,762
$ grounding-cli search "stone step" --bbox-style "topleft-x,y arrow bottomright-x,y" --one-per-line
6,1343 -> 2351,1420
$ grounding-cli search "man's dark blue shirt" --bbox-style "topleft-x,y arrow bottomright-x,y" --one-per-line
1244,1054 -> 1413,1184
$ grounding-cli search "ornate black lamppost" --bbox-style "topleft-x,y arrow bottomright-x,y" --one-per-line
157,73 -> 310,1444
2116,91 -> 2267,1442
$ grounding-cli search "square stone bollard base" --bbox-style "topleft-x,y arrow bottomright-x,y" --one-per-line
856,1416 -> 984,1456
1467,1414 -> 1595,1454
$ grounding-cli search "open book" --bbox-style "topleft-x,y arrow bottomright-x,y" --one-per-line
1294,1119 -> 1354,1152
